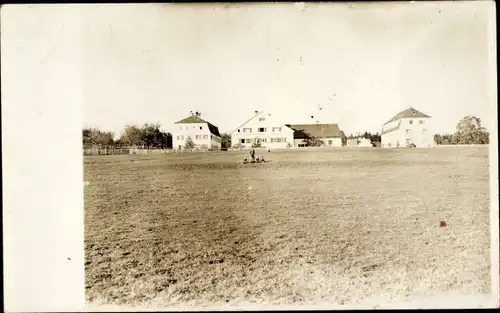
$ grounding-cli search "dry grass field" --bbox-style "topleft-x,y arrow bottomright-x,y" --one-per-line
84,146 -> 491,308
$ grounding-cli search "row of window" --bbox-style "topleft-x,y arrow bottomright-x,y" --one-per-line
405,129 -> 427,134
239,127 -> 282,133
239,137 -> 288,144
176,135 -> 221,142
180,125 -> 205,130
409,120 -> 425,125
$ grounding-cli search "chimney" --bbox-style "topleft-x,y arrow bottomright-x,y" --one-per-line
254,110 -> 259,114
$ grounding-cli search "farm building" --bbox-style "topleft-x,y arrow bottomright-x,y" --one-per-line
346,139 -> 358,147
286,124 -> 343,147
231,110 -> 294,150
381,107 -> 434,148
357,138 -> 373,147
173,112 -> 222,151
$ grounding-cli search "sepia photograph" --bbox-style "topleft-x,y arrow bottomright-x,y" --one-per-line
1,1 -> 498,311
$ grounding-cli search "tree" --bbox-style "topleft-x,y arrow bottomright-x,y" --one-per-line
340,131 -> 347,146
184,136 -> 195,150
120,125 -> 143,147
221,133 -> 232,149
303,136 -> 325,147
140,123 -> 171,148
82,127 -> 114,147
454,116 -> 489,144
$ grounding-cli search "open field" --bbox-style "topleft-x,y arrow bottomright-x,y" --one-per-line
84,146 -> 491,308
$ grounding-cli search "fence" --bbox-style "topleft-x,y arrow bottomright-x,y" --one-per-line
82,146 -> 227,155
83,146 -> 175,156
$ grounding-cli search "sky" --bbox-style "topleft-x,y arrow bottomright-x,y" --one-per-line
81,2 -> 495,137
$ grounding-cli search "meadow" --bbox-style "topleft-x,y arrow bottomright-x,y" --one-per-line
84,146 -> 491,308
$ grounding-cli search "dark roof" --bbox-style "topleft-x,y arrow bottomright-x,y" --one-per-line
175,115 -> 221,137
383,107 -> 431,125
286,124 -> 342,139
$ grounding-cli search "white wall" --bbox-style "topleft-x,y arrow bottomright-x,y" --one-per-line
382,117 -> 433,148
294,137 -> 342,147
173,122 -> 221,150
231,112 -> 294,150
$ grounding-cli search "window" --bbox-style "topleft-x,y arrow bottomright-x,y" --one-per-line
180,126 -> 183,130
259,117 -> 265,122
422,129 -> 427,133
245,139 -> 251,143
406,138 -> 411,144
272,127 -> 281,132
328,140 -> 333,145
178,145 -> 182,149
240,139 -> 245,144
200,126 -> 203,130
270,138 -> 286,143
238,129 -> 240,132
409,120 -> 413,124
243,128 -> 252,132
195,135 -> 201,140
258,127 -> 266,132
203,135 -> 208,139
180,136 -> 184,140
419,120 -> 425,124
405,129 -> 411,134
177,136 -> 180,140
262,138 -> 267,143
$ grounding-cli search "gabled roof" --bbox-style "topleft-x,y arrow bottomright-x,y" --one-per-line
175,115 -> 207,124
286,124 -> 343,139
231,111 -> 263,133
383,107 -> 431,125
175,115 -> 221,137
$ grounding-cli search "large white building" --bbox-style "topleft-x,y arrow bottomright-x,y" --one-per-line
173,112 -> 221,151
381,107 -> 434,148
231,111 -> 294,150
231,110 -> 344,149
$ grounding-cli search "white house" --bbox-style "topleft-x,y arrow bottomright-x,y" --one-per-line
286,123 -> 343,147
231,110 -> 294,150
173,112 -> 222,151
381,107 -> 434,148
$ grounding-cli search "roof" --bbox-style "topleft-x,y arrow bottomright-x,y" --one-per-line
383,107 -> 431,125
381,120 -> 402,135
231,111 -> 264,133
175,115 -> 221,137
286,124 -> 343,139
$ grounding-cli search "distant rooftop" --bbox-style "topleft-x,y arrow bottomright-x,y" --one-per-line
383,107 -> 431,125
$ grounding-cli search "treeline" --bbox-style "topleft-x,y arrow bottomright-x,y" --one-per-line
434,116 -> 489,145
83,123 -> 172,149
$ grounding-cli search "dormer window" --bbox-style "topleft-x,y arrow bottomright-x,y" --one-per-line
409,120 -> 413,124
